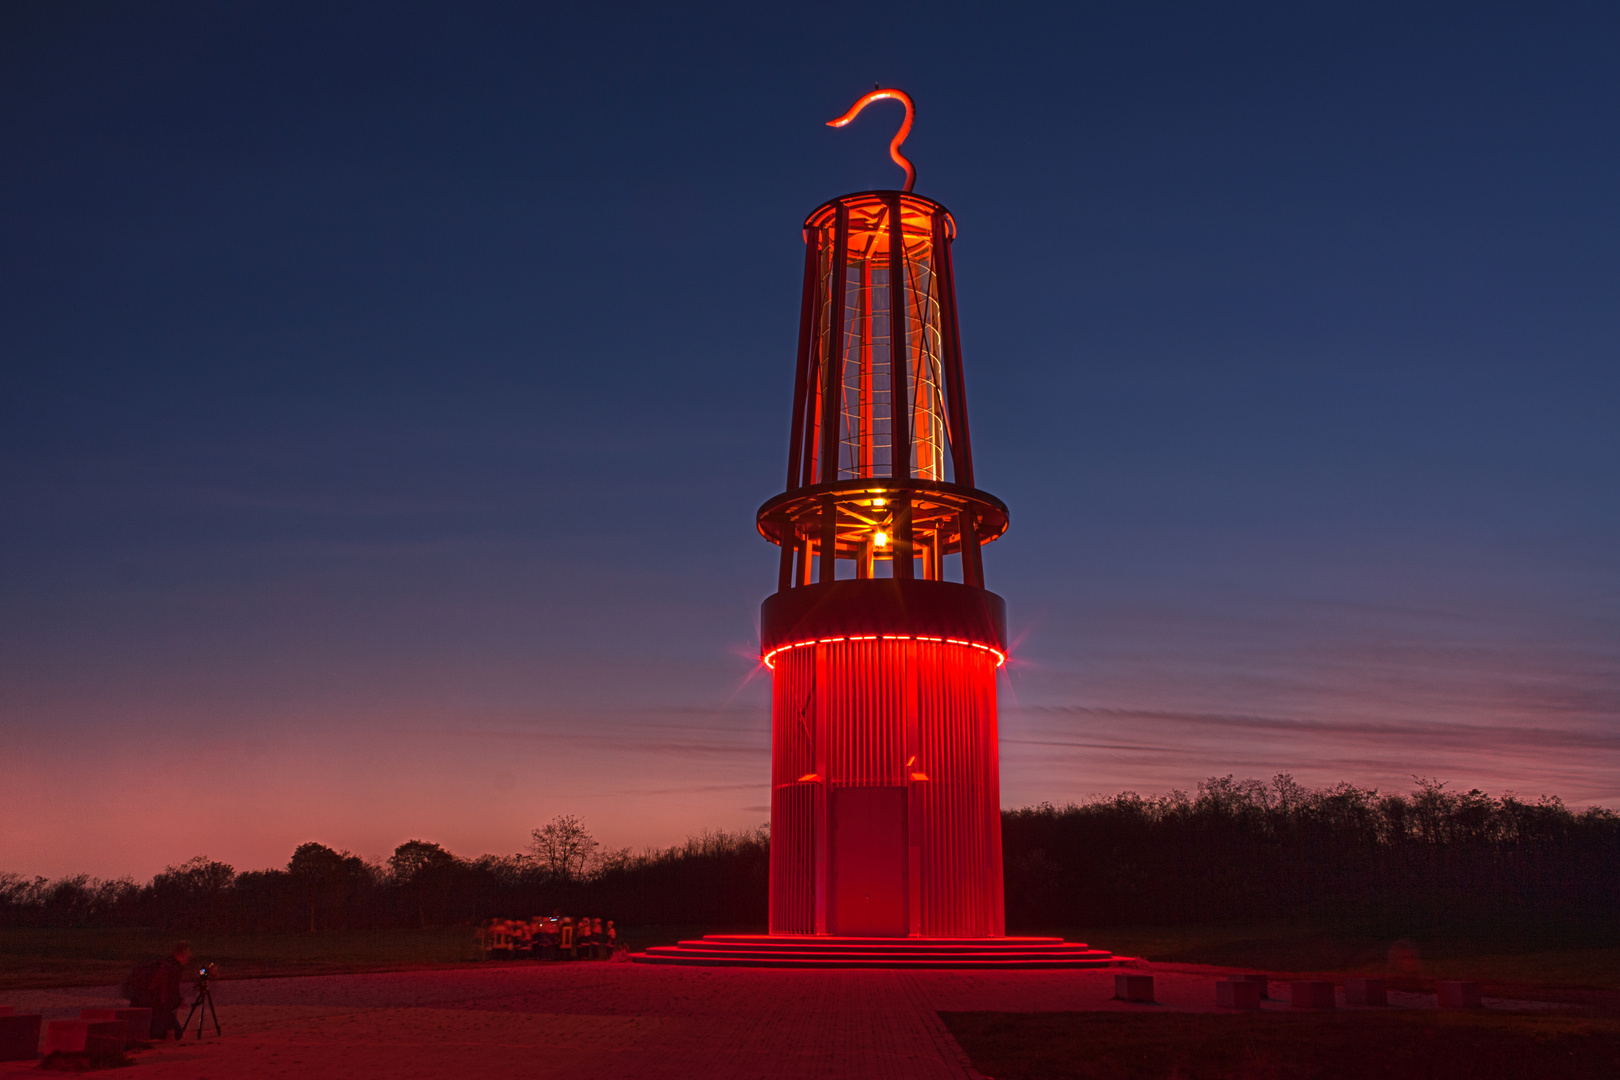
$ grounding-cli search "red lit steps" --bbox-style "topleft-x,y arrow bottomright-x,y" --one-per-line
631,935 -> 1113,969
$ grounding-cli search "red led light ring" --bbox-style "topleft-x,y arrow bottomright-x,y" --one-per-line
762,633 -> 1006,670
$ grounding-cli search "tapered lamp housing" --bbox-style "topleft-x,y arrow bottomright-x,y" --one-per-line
757,190 -> 1009,937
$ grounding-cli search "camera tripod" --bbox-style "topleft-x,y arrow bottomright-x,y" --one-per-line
181,971 -> 221,1039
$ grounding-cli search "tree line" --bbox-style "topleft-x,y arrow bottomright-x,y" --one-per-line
3,779 -> 1615,934
0,815 -> 768,932
1003,776 -> 1620,931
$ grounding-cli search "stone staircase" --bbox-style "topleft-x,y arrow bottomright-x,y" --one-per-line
631,934 -> 1114,969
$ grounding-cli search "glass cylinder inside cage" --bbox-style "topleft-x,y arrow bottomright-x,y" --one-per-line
803,193 -> 954,485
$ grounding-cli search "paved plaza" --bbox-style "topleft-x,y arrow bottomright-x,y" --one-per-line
6,958 -> 1568,1075
0,961 -> 1164,1079
0,961 -> 1561,1079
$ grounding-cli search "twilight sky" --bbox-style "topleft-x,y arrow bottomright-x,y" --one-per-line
3,2 -> 1617,880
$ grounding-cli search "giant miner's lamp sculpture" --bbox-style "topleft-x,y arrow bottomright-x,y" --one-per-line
636,91 -> 1111,967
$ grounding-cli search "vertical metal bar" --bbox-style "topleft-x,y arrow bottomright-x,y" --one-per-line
820,203 -> 849,485
887,195 -> 912,480
894,492 -> 914,580
800,236 -> 828,491
776,515 -> 795,591
785,227 -> 823,490
904,640 -> 922,935
818,494 -> 838,583
933,209 -> 975,489
959,510 -> 984,588
859,258 -> 872,476
985,668 -> 1005,936
812,645 -> 828,934
904,230 -> 939,481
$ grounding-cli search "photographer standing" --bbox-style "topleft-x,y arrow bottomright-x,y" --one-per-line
130,941 -> 192,1040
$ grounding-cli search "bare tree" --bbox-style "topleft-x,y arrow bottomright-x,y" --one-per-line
529,815 -> 598,883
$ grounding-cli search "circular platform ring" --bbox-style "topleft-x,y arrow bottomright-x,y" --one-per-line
761,578 -> 1006,656
756,478 -> 1008,557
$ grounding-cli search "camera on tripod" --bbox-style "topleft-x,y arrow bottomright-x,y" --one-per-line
183,963 -> 221,1039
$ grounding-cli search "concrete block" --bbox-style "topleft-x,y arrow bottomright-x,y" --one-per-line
84,1020 -> 127,1056
42,1019 -> 126,1056
1216,979 -> 1262,1009
1114,974 -> 1155,1002
1235,973 -> 1270,999
79,1008 -> 149,1045
1438,981 -> 1482,1009
117,1008 -> 152,1043
1344,977 -> 1387,1006
1289,980 -> 1337,1009
42,1020 -> 90,1055
0,1015 -> 42,1062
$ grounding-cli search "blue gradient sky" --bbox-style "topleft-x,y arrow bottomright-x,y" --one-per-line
3,2 -> 1617,878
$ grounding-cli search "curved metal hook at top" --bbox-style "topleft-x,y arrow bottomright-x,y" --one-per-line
827,88 -> 916,192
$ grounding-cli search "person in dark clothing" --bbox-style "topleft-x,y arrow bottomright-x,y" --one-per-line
146,941 -> 192,1039
540,912 -> 561,960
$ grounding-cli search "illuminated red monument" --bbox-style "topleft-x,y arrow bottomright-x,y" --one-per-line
637,91 -> 1110,967
758,96 -> 1007,939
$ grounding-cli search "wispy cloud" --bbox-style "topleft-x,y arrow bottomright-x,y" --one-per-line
1010,706 -> 1620,752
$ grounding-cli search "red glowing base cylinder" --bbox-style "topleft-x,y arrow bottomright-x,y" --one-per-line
762,578 -> 1006,938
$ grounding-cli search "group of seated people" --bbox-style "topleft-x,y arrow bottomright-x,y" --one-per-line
479,913 -> 617,960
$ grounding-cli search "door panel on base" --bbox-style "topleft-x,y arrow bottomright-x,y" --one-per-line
829,786 -> 907,937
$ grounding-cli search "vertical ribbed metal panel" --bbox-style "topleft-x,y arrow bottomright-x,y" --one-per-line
769,638 -> 1002,937
825,638 -> 906,788
910,639 -> 1002,935
769,646 -> 817,934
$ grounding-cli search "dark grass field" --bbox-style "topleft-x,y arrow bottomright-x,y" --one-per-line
4,917 -> 1615,994
1056,918 -> 1620,991
0,927 -> 483,990
941,1010 -> 1620,1080
0,924 -> 752,990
